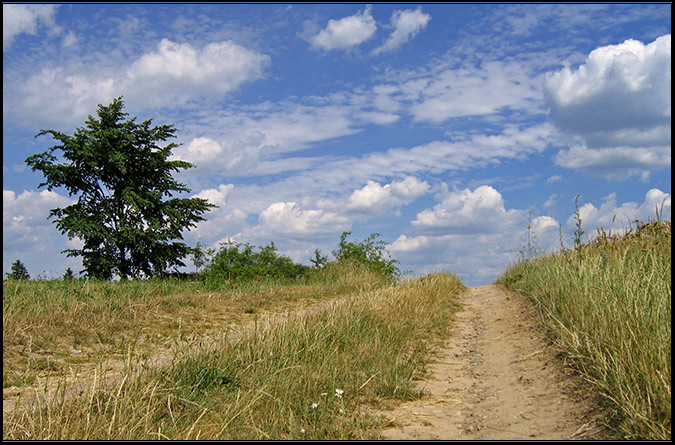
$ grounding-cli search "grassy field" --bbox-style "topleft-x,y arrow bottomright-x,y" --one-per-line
497,220 -> 671,440
3,263 -> 464,440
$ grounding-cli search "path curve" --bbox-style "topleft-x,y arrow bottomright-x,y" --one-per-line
379,285 -> 608,440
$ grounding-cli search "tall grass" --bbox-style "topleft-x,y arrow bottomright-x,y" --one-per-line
3,270 -> 464,440
2,262 -> 387,390
497,220 -> 671,440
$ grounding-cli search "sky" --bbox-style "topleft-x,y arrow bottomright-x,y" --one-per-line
2,3 -> 671,286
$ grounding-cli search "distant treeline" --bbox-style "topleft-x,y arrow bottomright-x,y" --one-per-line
6,231 -> 401,283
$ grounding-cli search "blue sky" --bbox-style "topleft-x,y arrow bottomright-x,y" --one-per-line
3,3 -> 671,285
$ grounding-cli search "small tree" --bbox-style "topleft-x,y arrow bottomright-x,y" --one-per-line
7,260 -> 30,280
332,231 -> 400,280
309,248 -> 328,268
25,97 -> 216,280
63,267 -> 76,281
191,239 -> 215,273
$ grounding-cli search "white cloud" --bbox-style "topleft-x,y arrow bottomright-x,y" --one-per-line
3,189 -> 77,277
545,35 -> 671,179
8,38 -> 271,127
310,6 -> 377,50
346,176 -> 430,214
543,194 -> 558,208
15,65 -> 118,127
193,184 -> 234,208
553,143 -> 671,181
409,60 -> 542,123
257,201 -> 351,240
411,185 -> 522,235
126,39 -> 271,107
178,137 -> 226,165
372,7 -> 431,55
3,4 -> 59,51
61,30 -> 77,48
3,189 -> 72,236
570,188 -> 671,238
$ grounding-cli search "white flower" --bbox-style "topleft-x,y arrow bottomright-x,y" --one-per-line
311,402 -> 319,409
335,388 -> 344,398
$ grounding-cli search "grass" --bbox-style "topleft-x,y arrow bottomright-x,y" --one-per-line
497,219 -> 671,440
3,265 -> 464,440
2,261 -> 387,390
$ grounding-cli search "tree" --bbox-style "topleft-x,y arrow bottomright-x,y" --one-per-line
332,231 -> 400,280
25,97 -> 216,280
6,260 -> 30,280
63,267 -> 76,281
309,248 -> 328,268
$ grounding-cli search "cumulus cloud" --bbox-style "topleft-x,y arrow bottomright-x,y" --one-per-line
545,35 -> 671,179
346,176 -> 430,214
310,6 -> 377,50
3,189 -> 72,237
3,188 -> 77,276
193,184 -> 234,208
8,38 -> 271,127
570,188 -> 671,238
174,132 -> 269,173
411,185 -> 522,235
3,4 -> 59,51
126,39 -> 270,106
257,201 -> 351,240
372,7 -> 431,55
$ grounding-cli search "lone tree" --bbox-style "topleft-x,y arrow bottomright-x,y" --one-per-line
25,97 -> 216,280
6,260 -> 30,280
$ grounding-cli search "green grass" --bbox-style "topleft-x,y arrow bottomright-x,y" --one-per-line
3,268 -> 465,440
497,220 -> 671,440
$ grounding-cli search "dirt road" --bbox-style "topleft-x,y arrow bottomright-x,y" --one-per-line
379,285 -> 608,440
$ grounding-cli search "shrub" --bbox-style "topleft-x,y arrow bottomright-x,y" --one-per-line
204,241 -> 309,282
332,232 -> 400,281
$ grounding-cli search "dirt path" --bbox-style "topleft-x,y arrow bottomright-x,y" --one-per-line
378,285 -> 608,440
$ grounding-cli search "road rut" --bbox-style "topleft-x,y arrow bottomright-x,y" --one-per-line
379,285 -> 607,440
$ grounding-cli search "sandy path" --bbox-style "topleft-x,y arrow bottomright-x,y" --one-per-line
379,285 -> 607,440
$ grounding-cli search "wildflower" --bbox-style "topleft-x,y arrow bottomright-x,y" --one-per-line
311,402 -> 319,409
338,408 -> 346,415
300,428 -> 306,434
335,388 -> 344,398
320,392 -> 328,397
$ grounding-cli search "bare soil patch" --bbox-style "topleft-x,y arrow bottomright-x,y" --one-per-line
377,285 -> 609,440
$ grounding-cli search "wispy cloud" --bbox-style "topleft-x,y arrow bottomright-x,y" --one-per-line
372,7 -> 431,55
3,4 -> 59,51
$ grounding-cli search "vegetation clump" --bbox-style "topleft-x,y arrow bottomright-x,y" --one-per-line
497,219 -> 671,440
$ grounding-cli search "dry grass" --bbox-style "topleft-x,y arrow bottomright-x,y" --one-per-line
3,267 -> 464,440
497,220 -> 671,440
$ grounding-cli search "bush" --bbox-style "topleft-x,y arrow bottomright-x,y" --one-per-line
332,232 -> 400,281
204,241 -> 309,282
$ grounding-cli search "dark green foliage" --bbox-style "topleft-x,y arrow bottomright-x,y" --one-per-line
62,267 -> 76,281
6,260 -> 30,280
25,97 -> 216,280
309,248 -> 328,268
204,240 -> 309,282
332,231 -> 400,280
